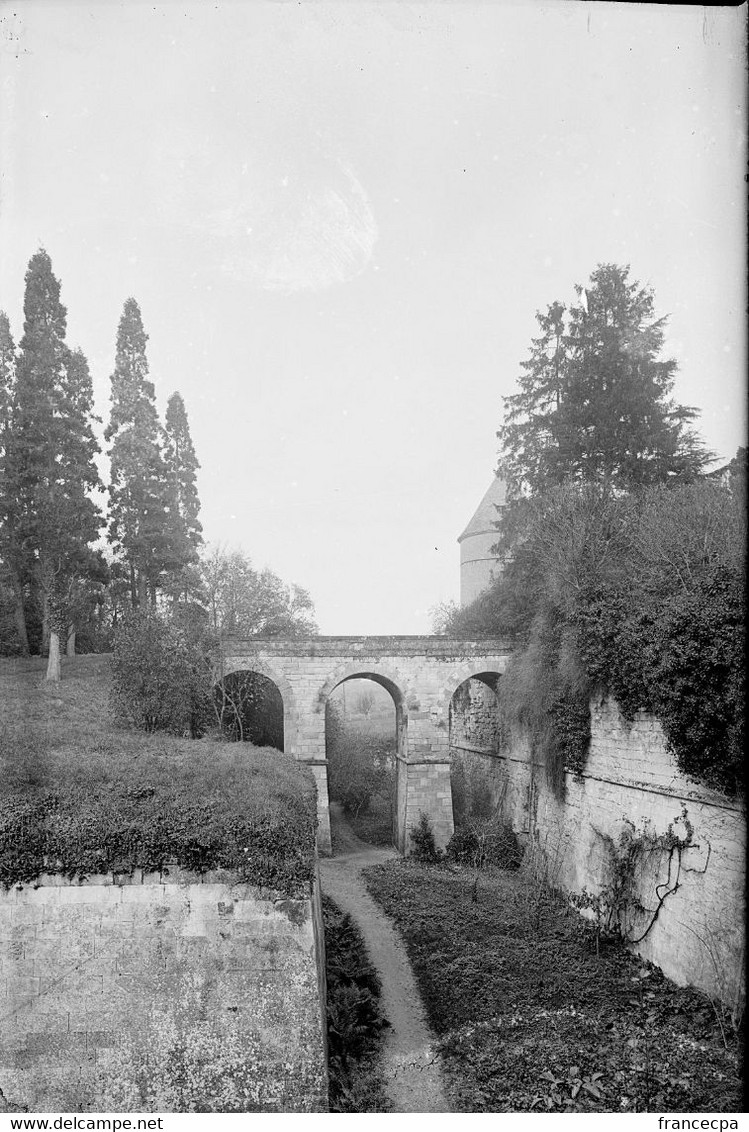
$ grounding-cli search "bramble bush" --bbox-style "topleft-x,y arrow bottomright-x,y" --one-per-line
446,822 -> 522,871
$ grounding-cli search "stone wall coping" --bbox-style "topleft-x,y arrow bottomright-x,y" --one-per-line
224,635 -> 511,657
2,865 -> 315,898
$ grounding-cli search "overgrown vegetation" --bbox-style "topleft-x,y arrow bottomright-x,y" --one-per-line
364,858 -> 742,1112
449,752 -> 521,873
213,669 -> 284,748
446,822 -> 521,872
448,473 -> 745,797
322,895 -> 391,1112
110,611 -> 215,737
110,610 -> 287,749
0,656 -> 317,894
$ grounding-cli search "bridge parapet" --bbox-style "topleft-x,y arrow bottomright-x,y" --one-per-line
224,635 -> 511,659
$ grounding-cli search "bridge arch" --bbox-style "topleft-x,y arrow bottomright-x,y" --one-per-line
316,662 -> 409,761
219,656 -> 299,755
445,660 -> 508,834
438,656 -> 509,725
317,662 -> 409,849
316,660 -> 408,714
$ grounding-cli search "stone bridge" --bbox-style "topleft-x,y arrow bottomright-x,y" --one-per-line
222,636 -> 511,855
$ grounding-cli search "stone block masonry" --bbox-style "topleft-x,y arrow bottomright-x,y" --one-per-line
0,869 -> 328,1113
499,697 -> 745,1006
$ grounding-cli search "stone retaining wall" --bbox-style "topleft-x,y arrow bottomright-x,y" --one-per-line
0,868 -> 328,1113
497,698 -> 745,1005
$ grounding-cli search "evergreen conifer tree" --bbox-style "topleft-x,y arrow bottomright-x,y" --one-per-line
0,312 -> 13,432
2,250 -> 103,675
162,391 -> 203,600
499,264 -> 712,504
0,311 -> 29,653
105,298 -> 171,607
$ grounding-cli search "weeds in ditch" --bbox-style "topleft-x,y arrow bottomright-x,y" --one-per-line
362,858 -> 742,1112
322,895 -> 391,1112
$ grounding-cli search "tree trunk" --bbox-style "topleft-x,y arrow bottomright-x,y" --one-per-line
129,562 -> 137,608
66,626 -> 76,657
9,569 -> 30,656
46,630 -> 61,682
137,569 -> 147,608
41,592 -> 51,655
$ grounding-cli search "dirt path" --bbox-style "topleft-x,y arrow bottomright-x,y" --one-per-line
319,805 -> 451,1113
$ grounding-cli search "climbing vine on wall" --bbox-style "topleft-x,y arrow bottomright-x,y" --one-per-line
573,807 -> 702,949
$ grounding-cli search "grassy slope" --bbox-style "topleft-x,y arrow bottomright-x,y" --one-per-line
364,860 -> 743,1114
0,655 -> 317,894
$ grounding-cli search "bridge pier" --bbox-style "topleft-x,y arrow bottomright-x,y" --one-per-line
396,757 -> 454,854
304,762 -> 332,855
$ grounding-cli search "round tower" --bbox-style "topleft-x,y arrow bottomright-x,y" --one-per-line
457,475 -> 506,606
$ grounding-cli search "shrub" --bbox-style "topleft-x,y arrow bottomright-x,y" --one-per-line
447,821 -> 522,871
110,611 -> 214,737
446,825 -> 478,865
410,812 -> 443,862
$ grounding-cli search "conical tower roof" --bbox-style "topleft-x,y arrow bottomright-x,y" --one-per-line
457,474 -> 506,544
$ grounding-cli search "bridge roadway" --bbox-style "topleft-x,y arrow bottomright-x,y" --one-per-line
222,635 -> 511,855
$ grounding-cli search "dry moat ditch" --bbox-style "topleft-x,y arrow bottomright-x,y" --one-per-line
355,848 -> 744,1113
319,801 -> 742,1112
1,658 -> 743,1114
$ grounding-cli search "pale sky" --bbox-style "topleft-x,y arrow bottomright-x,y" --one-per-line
0,1 -> 745,633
